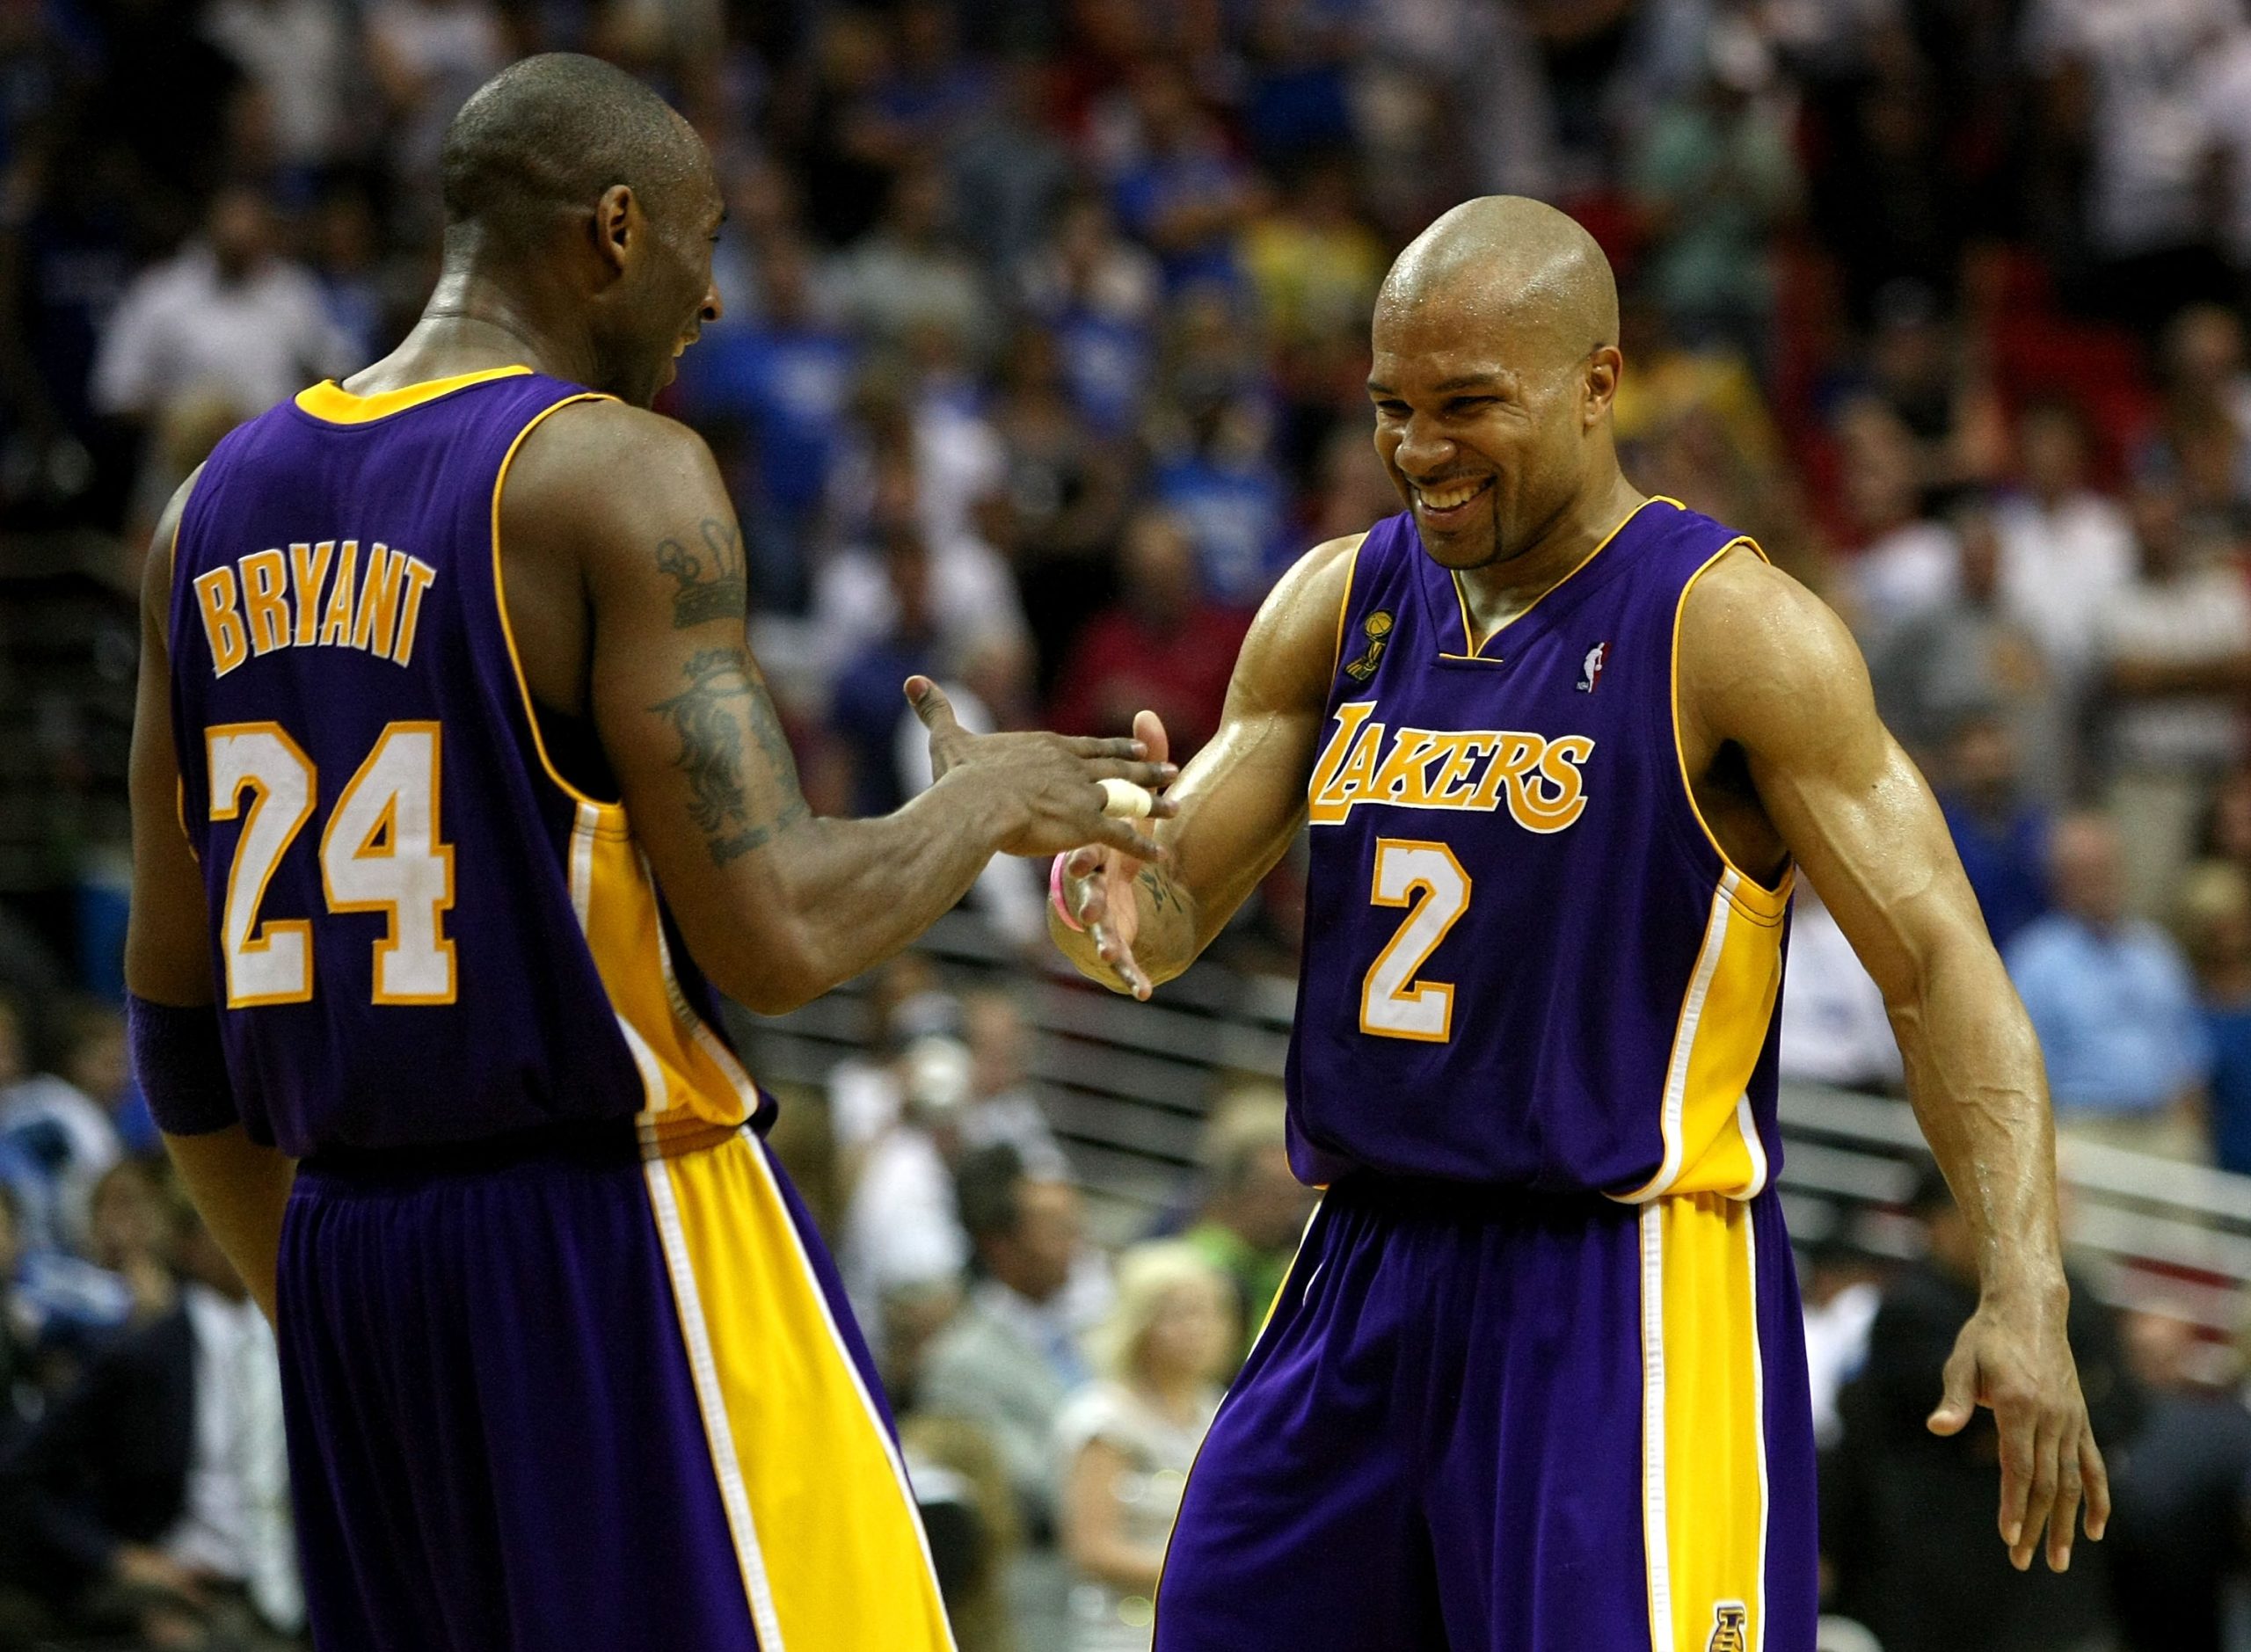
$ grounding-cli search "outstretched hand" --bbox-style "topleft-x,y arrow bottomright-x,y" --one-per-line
1927,1288 -> 2109,1573
1054,709 -> 1170,1001
905,678 -> 1177,861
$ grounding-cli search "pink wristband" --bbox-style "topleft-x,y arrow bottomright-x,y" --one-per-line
1049,852 -> 1087,932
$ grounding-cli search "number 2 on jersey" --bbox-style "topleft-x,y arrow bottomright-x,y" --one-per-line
207,721 -> 455,1008
1359,839 -> 1470,1042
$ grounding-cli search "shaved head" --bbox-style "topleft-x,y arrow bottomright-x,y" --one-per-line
441,53 -> 709,259
1366,196 -> 1629,574
433,54 -> 724,407
1378,195 -> 1619,369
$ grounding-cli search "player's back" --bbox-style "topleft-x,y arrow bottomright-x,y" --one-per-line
169,366 -> 756,1158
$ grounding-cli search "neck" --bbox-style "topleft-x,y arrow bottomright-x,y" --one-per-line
1452,469 -> 1646,647
353,264 -> 600,393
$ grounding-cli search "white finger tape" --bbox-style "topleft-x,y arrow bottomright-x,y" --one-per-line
1099,778 -> 1153,820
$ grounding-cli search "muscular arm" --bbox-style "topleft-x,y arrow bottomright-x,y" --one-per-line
1049,535 -> 1359,993
505,403 -> 1169,1014
124,475 -> 295,1322
1680,549 -> 2107,1573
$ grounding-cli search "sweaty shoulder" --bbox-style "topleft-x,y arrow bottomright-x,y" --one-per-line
1234,532 -> 1366,714
1675,542 -> 1877,759
499,397 -> 727,560
494,399 -> 736,721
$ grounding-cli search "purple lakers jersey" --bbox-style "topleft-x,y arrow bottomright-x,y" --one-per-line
1286,498 -> 1793,1197
168,366 -> 767,1157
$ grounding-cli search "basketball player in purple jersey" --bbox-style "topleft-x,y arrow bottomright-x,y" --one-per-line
120,55 -> 1175,1652
1051,197 -> 2107,1650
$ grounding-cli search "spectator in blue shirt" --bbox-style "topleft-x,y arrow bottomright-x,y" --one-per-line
2175,861 -> 2251,1174
1109,63 -> 1263,295
1934,713 -> 2053,950
2006,812 -> 2209,1160
671,234 -> 858,615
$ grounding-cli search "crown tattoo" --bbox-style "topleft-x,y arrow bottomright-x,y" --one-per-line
659,519 -> 748,630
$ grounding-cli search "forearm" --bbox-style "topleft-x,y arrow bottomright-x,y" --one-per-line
161,1126 -> 296,1322
747,773 -> 1007,1005
1887,931 -> 2066,1299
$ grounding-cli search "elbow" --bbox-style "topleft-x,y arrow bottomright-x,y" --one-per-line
703,913 -> 840,1017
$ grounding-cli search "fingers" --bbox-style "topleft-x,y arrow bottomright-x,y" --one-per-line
1133,707 -> 1170,768
1089,813 -> 1165,862
1067,735 -> 1151,761
1100,778 -> 1153,819
2080,1425 -> 2111,1543
2011,1407 -> 2062,1572
1063,852 -> 1153,1000
903,675 -> 959,734
1993,1393 -> 2033,1555
1927,1343 -> 1978,1437
2047,1417 -> 2086,1573
1083,758 -> 1182,795
1094,779 -> 1179,823
1089,913 -> 1153,1001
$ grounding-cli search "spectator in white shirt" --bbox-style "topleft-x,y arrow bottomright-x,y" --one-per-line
2022,0 -> 2240,326
1995,398 -> 2136,683
2100,464 -> 2251,910
202,0 -> 364,175
91,186 -> 357,429
1838,398 -> 1957,642
842,1036 -> 977,1347
1780,881 -> 1904,1093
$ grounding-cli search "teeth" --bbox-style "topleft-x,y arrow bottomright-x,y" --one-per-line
1417,479 -> 1486,511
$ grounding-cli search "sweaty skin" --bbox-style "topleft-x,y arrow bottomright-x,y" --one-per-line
1052,193 -> 2108,1577
127,72 -> 1175,1323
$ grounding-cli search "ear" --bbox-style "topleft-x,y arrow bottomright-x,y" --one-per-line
593,183 -> 637,280
1583,344 -> 1622,427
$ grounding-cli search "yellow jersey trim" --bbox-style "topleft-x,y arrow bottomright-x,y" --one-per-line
167,506 -> 197,852
294,365 -> 534,425
1330,536 -> 1363,680
1671,537 -> 1791,912
488,392 -> 622,811
1449,494 -> 1676,658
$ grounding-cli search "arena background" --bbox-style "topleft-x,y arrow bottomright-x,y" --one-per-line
2,2 -> 2250,1648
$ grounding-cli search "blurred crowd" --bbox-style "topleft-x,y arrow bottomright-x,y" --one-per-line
7,0 -> 2251,1646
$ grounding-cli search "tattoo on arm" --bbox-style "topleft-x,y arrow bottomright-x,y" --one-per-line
649,647 -> 810,863
1136,865 -> 1178,914
656,519 -> 747,630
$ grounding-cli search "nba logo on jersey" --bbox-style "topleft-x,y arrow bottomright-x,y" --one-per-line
1577,640 -> 1608,692
1706,1601 -> 1750,1652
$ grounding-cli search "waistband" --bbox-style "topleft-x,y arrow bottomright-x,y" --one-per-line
1325,1172 -> 1678,1222
296,1115 -> 744,1183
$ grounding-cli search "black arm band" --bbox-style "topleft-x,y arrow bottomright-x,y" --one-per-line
127,993 -> 240,1137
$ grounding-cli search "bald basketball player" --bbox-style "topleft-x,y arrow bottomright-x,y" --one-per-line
1050,198 -> 2105,1651
123,55 -> 1175,1652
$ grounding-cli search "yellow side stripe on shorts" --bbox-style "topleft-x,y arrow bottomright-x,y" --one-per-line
1642,1193 -> 1767,1652
653,1133 -> 955,1652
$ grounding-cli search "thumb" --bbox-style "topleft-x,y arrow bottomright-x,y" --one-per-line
1133,707 -> 1170,770
1927,1345 -> 1979,1435
905,675 -> 959,735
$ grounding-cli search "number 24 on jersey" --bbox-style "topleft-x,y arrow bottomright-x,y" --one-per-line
206,721 -> 455,1008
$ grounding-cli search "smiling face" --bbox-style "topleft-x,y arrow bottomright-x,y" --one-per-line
1367,295 -> 1609,571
